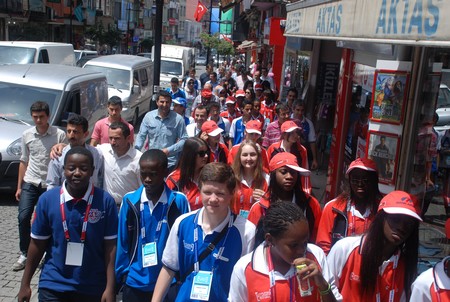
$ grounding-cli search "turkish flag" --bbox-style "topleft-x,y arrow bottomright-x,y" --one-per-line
194,1 -> 207,22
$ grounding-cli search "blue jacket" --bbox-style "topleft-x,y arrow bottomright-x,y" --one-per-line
115,184 -> 190,292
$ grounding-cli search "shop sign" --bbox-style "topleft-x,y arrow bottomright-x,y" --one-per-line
285,0 -> 450,44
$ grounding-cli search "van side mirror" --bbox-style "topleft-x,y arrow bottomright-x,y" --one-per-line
132,84 -> 140,94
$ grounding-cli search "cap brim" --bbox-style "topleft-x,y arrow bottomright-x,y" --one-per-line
208,128 -> 223,137
236,94 -> 245,97
382,208 -> 423,221
246,129 -> 262,135
346,165 -> 377,175
284,126 -> 300,133
225,101 -> 235,105
286,164 -> 311,176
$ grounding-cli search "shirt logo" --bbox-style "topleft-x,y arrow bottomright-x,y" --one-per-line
183,240 -> 194,252
88,209 -> 103,223
350,272 -> 360,282
254,291 -> 270,301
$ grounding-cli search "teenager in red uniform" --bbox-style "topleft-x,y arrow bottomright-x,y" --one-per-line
166,137 -> 210,211
229,201 -> 338,302
251,99 -> 265,127
410,256 -> 450,302
248,152 -> 321,244
316,157 -> 382,255
328,190 -> 421,301
267,120 -> 312,195
200,120 -> 229,164
220,97 -> 242,124
228,120 -> 269,173
231,140 -> 268,218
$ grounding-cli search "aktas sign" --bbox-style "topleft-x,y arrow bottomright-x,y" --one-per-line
285,0 -> 450,45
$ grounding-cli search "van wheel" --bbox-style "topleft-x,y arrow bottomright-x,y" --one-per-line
133,107 -> 139,127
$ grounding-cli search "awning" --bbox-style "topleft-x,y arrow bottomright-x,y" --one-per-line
237,40 -> 257,50
284,0 -> 450,47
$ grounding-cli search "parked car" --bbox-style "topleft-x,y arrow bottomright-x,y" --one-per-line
74,50 -> 98,67
435,84 -> 450,133
0,64 -> 108,191
196,55 -> 207,66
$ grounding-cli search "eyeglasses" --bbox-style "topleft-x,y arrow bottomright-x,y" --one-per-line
350,178 -> 369,186
188,82 -> 194,85
245,91 -> 251,94
197,150 -> 210,157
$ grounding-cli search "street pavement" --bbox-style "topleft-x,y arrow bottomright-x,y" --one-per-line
0,168 -> 448,301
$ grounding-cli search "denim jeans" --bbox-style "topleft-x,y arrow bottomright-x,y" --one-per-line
18,182 -> 45,256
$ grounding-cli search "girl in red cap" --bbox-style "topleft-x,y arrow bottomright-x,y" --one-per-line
328,190 -> 421,301
166,137 -> 210,211
316,157 -> 382,255
248,152 -> 322,245
231,140 -> 268,218
229,202 -> 338,302
267,120 -> 312,195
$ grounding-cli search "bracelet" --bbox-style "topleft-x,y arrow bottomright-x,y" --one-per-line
319,283 -> 331,296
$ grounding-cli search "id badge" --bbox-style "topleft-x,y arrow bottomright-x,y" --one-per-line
65,242 -> 84,266
239,209 -> 249,219
190,270 -> 213,301
142,242 -> 158,267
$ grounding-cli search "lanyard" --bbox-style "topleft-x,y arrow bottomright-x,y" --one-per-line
376,250 -> 400,302
140,199 -> 168,243
347,199 -> 369,236
60,185 -> 94,243
192,211 -> 233,273
266,246 -> 296,302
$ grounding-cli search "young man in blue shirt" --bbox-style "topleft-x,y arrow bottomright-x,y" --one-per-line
151,162 -> 256,302
17,147 -> 118,302
115,149 -> 190,301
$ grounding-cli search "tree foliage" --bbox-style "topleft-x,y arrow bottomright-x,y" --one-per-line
85,22 -> 122,49
200,32 -> 234,56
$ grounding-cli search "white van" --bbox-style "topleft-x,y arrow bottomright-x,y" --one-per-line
0,64 -> 108,191
83,54 -> 154,125
0,41 -> 75,66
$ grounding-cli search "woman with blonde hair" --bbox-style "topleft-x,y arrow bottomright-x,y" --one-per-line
231,140 -> 268,218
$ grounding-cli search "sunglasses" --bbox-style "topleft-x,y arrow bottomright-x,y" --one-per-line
350,178 -> 369,186
197,150 -> 210,157
188,82 -> 194,85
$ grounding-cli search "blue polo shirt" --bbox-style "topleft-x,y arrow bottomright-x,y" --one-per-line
31,183 -> 118,296
162,208 -> 255,301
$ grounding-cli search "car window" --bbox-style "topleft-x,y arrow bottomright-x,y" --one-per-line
437,86 -> 450,108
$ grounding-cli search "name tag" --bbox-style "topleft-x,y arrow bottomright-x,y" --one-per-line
190,270 -> 213,301
65,242 -> 84,266
142,242 -> 158,267
239,210 -> 249,219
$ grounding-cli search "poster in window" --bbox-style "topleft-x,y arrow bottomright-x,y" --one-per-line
367,131 -> 400,185
370,70 -> 409,124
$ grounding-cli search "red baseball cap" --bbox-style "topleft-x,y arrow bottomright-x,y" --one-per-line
281,120 -> 300,133
245,120 -> 262,135
225,96 -> 236,105
201,89 -> 213,98
269,152 -> 310,176
255,83 -> 263,91
346,157 -> 378,175
201,120 -> 223,137
378,190 -> 422,221
235,90 -> 245,98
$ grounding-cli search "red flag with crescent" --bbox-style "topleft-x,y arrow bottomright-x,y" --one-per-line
194,1 -> 208,22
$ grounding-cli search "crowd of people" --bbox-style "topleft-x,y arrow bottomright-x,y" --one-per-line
13,59 -> 449,302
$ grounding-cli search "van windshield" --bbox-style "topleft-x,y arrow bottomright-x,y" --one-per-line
0,83 -> 59,124
84,65 -> 130,90
0,46 -> 36,64
161,60 -> 182,76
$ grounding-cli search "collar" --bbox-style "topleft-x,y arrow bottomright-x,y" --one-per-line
32,124 -> 54,136
197,207 -> 231,236
140,186 -> 168,210
252,243 -> 296,279
108,143 -> 134,159
62,180 -> 93,203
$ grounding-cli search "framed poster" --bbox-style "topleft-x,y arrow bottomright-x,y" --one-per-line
367,131 -> 400,185
370,70 -> 409,124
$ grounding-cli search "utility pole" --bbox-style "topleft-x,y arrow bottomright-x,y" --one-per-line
205,0 -> 213,66
152,0 -> 163,110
